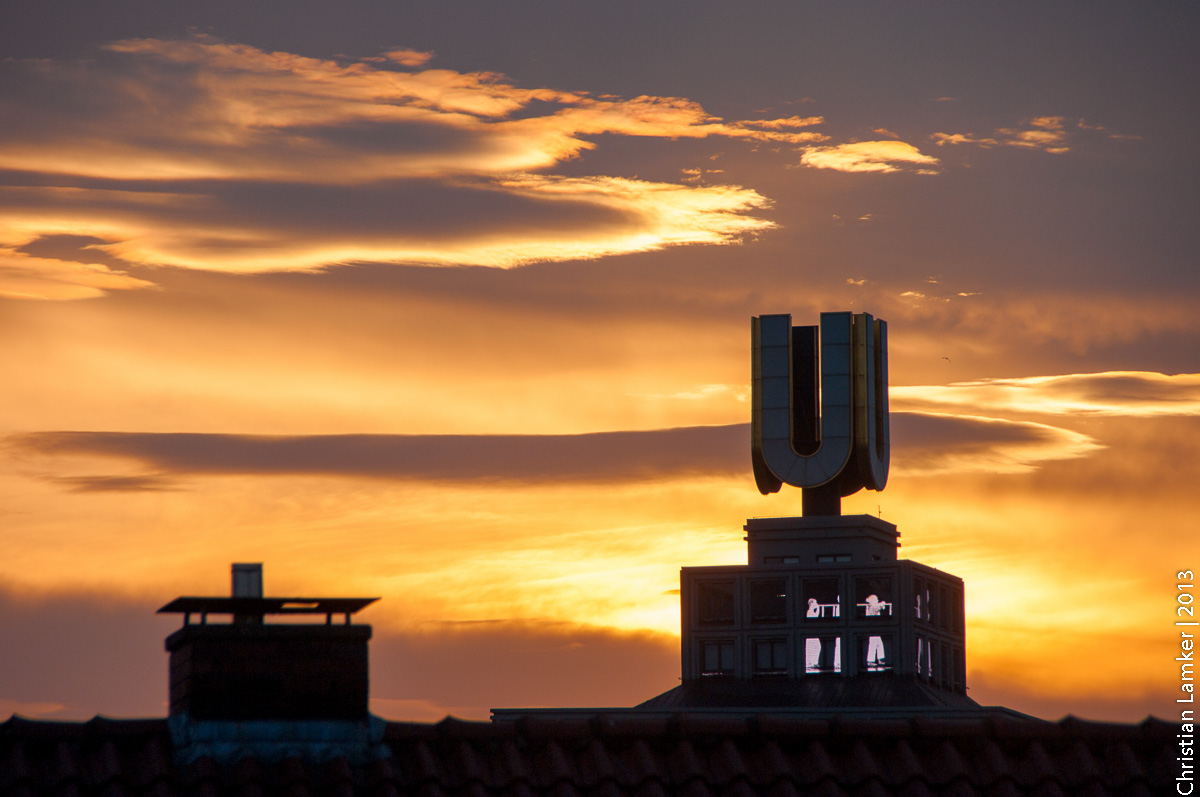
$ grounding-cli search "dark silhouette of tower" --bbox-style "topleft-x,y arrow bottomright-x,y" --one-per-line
643,312 -> 972,710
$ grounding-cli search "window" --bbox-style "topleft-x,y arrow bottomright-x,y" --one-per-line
858,634 -> 892,672
749,579 -> 787,624
816,554 -> 851,563
855,576 -> 893,620
802,577 -> 840,621
803,635 -> 841,673
696,580 -> 735,626
763,556 -> 801,564
915,578 -> 931,623
916,636 -> 932,678
753,639 -> 788,675
700,640 -> 735,676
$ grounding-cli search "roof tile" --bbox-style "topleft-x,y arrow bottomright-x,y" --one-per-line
1014,739 -> 1058,791
492,738 -> 535,790
923,738 -> 969,787
575,737 -> 621,787
1097,738 -> 1145,787
664,738 -> 706,787
882,737 -> 925,788
840,739 -> 884,787
535,739 -> 578,789
709,738 -> 748,786
743,739 -> 793,789
793,738 -> 839,787
619,738 -> 666,791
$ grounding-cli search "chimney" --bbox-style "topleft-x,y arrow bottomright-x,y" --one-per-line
231,562 -> 263,598
158,564 -> 378,721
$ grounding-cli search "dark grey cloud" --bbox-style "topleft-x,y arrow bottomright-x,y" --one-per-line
891,412 -> 1046,448
15,234 -> 132,270
0,588 -> 174,719
0,582 -> 675,722
10,426 -> 750,485
7,412 -> 1090,490
51,474 -> 178,493
1037,372 -> 1200,410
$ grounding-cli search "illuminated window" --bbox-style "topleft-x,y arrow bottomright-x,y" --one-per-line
855,576 -> 893,620
753,639 -> 788,675
749,579 -> 787,624
802,577 -> 840,621
700,640 -> 735,676
915,578 -> 932,623
916,636 -> 932,677
858,634 -> 892,672
803,635 -> 841,673
697,581 -> 735,626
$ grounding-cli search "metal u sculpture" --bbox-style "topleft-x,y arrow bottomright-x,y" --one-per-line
751,312 -> 889,515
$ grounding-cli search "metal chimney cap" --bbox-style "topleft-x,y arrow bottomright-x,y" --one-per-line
231,563 -> 263,598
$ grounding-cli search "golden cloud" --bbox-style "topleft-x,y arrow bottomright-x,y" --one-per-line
0,176 -> 773,275
1,37 -> 825,183
798,140 -> 939,173
0,37 -> 824,297
932,115 -> 1080,155
893,371 -> 1200,418
382,49 -> 435,67
0,247 -> 154,300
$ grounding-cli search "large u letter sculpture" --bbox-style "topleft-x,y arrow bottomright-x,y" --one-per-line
751,312 -> 889,515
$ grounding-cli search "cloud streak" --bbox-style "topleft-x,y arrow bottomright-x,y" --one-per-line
8,411 -> 1100,489
893,371 -> 1200,418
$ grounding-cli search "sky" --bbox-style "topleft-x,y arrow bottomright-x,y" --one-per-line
1,1 -> 1197,724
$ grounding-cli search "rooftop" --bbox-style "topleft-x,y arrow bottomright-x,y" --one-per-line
0,712 -> 1177,796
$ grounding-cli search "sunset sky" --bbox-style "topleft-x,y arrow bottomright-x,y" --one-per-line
2,2 -> 1197,724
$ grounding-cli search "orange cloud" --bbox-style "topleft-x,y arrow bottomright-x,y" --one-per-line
0,247 -> 154,300
1,37 -> 825,182
798,140 -> 939,173
932,115 -> 1090,155
893,371 -> 1200,418
383,48 -> 435,67
0,37 -> 824,297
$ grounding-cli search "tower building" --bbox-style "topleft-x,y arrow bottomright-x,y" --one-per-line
642,311 -> 974,711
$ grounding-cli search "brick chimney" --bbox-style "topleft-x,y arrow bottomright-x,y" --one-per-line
158,564 -> 378,721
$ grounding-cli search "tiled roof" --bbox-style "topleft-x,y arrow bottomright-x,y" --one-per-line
0,712 -> 1177,795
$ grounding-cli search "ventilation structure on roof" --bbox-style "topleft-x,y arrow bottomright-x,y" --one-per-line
156,564 -> 388,764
